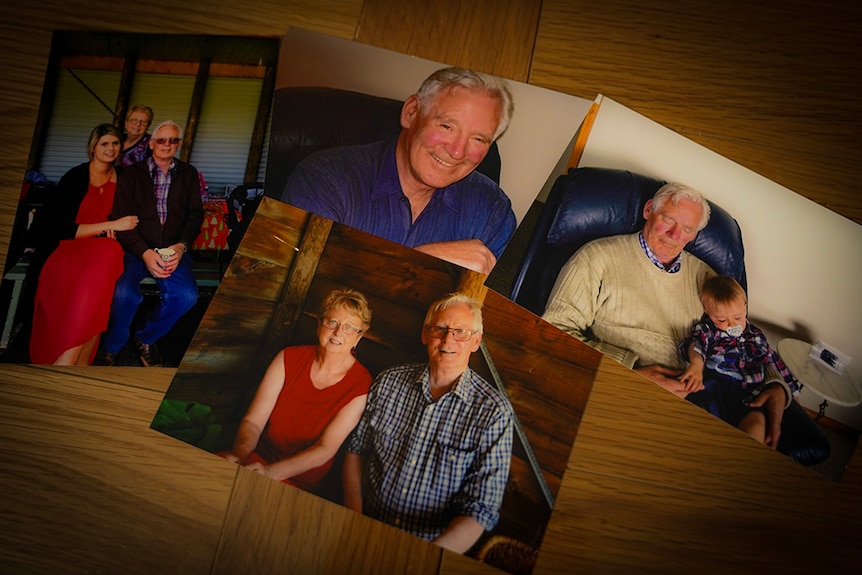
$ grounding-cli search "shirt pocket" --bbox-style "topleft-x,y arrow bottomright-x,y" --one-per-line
434,432 -> 478,478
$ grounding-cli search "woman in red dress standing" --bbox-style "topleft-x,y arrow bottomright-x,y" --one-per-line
29,124 -> 139,365
222,288 -> 373,494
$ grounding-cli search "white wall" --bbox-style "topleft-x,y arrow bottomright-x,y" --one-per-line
276,27 -> 593,224
578,96 -> 862,430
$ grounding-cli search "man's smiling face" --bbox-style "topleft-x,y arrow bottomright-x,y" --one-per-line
422,302 -> 482,372
396,86 -> 501,196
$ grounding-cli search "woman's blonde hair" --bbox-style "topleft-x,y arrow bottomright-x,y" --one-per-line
319,288 -> 372,330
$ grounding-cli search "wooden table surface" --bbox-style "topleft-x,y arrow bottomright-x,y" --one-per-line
1,1 -> 860,573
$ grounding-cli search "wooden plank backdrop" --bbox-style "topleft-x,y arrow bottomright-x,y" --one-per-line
1,1 -> 860,574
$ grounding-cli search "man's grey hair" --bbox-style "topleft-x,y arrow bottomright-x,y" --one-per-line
424,292 -> 484,334
416,67 -> 514,140
651,182 -> 711,231
151,119 -> 184,140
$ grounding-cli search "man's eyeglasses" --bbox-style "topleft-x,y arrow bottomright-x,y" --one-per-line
154,137 -> 181,145
425,325 -> 477,342
320,317 -> 363,335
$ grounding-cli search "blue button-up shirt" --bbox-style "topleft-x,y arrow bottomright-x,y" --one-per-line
282,137 -> 517,258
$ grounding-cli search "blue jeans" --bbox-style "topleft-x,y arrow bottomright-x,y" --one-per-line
103,251 -> 199,353
685,370 -> 765,427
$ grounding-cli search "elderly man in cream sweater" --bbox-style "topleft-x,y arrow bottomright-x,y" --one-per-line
541,183 -> 792,443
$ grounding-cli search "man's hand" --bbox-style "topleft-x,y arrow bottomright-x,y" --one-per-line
679,364 -> 704,393
432,516 -> 485,554
161,242 -> 186,274
143,249 -> 171,278
635,365 -> 689,397
748,384 -> 786,448
414,239 -> 497,275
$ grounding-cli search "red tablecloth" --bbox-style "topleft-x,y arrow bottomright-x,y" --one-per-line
192,199 -> 228,251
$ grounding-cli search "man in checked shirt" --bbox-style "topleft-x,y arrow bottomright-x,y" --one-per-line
343,292 -> 514,553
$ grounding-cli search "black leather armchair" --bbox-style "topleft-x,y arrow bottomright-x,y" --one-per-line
510,167 -> 830,465
264,86 -> 502,200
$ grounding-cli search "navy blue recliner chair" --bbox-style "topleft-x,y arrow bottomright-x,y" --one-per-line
510,166 -> 830,466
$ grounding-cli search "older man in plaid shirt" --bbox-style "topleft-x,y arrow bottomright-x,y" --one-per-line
344,293 -> 513,554
99,120 -> 203,367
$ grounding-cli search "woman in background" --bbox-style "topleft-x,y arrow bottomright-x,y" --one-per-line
117,104 -> 154,167
29,124 -> 138,365
223,288 -> 373,493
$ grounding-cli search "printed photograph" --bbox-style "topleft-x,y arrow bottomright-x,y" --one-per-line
151,198 -> 601,574
489,95 -> 862,481
0,31 -> 279,366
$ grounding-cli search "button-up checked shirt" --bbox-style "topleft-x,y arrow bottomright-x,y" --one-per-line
639,231 -> 683,273
346,363 -> 513,540
148,156 -> 175,225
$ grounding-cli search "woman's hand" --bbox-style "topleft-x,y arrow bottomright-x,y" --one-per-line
112,215 -> 139,232
244,461 -> 272,478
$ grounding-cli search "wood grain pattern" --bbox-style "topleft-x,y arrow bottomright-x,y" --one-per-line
535,357 -> 862,573
214,468 -> 443,574
0,364 -> 237,574
356,0 -> 542,81
575,359 -> 862,516
538,468 -> 859,574
531,0 -> 862,225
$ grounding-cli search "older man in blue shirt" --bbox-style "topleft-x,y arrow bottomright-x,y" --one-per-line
282,67 -> 516,275
343,293 -> 513,553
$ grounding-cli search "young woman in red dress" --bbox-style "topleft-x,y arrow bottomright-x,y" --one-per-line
29,124 -> 139,365
222,289 -> 373,493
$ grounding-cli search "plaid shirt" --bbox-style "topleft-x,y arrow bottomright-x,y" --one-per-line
681,314 -> 800,394
639,231 -> 682,273
148,156 -> 175,224
346,363 -> 513,540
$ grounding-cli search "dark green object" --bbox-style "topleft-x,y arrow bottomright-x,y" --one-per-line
151,399 -> 223,452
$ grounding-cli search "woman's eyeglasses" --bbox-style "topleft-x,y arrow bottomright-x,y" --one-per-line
424,325 -> 477,342
153,137 -> 181,145
127,119 -> 150,126
320,317 -> 363,335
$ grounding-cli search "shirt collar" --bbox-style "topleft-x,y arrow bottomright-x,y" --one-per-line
638,231 -> 682,273
420,365 -> 471,403
148,156 -> 176,175
372,137 -> 460,214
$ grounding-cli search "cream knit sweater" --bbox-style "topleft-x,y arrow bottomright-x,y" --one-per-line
542,233 -> 715,370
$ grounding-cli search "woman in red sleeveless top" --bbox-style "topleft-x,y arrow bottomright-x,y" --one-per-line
29,124 -> 139,365
222,289 -> 373,492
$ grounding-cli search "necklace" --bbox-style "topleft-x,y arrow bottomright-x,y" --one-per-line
91,166 -> 115,193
